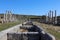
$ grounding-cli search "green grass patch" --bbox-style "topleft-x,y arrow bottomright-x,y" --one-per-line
0,21 -> 23,31
46,29 -> 60,40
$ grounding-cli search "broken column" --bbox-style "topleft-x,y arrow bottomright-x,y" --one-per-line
4,13 -> 6,23
52,11 -> 53,24
9,11 -> 12,22
6,11 -> 8,23
49,10 -> 51,23
48,10 -> 51,24
55,10 -> 57,24
46,13 -> 48,23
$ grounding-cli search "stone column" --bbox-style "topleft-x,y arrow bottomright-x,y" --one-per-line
46,13 -> 48,23
49,10 -> 51,23
4,13 -> 6,22
9,11 -> 12,22
6,11 -> 8,23
52,11 -> 53,24
55,10 -> 57,24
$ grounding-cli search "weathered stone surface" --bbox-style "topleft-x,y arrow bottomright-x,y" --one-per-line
7,32 -> 40,40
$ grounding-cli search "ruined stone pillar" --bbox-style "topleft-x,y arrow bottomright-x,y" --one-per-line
4,13 -> 6,22
46,13 -> 48,23
55,10 -> 57,24
6,11 -> 8,23
9,11 -> 12,22
49,10 -> 51,23
52,11 -> 53,24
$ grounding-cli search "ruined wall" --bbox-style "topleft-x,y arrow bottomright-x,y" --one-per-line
0,24 -> 22,40
0,23 -> 55,40
7,25 -> 55,40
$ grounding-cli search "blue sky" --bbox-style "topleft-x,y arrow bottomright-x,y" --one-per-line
0,0 -> 60,16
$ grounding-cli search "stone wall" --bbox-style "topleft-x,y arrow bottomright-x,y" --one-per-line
7,32 -> 39,40
0,24 -> 22,40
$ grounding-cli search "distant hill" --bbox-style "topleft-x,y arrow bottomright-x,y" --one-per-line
0,14 -> 41,20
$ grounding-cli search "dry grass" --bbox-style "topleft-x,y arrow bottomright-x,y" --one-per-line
20,29 -> 28,32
